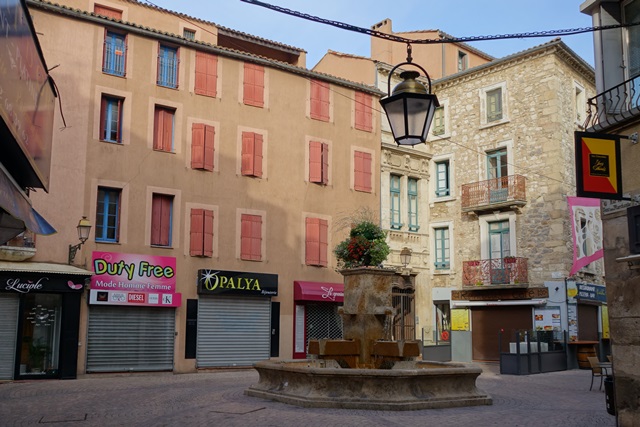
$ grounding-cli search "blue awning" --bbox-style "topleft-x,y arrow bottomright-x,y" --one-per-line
0,166 -> 55,236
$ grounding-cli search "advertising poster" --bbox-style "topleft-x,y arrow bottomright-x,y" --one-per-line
602,305 -> 610,339
451,308 -> 470,331
568,304 -> 578,342
568,197 -> 604,275
534,306 -> 561,332
89,251 -> 181,307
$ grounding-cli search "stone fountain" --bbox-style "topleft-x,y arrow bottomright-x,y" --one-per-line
245,268 -> 492,410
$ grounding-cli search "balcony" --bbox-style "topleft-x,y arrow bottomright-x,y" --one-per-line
584,74 -> 640,131
462,257 -> 528,288
0,230 -> 36,261
461,175 -> 526,213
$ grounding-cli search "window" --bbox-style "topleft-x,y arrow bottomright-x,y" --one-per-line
486,87 -> 503,122
100,95 -> 123,143
94,4 -> 122,19
241,132 -> 263,177
195,52 -> 218,98
310,79 -> 330,121
96,187 -> 120,242
432,106 -> 445,136
354,150 -> 372,193
191,123 -> 215,171
435,160 -> 450,197
434,302 -> 451,342
487,148 -> 508,179
457,51 -> 468,72
434,227 -> 450,270
157,44 -> 179,88
190,208 -> 213,257
241,214 -> 262,261
305,217 -> 328,267
575,83 -> 586,125
625,0 -> 640,79
153,106 -> 175,152
309,141 -> 329,184
628,205 -> 640,254
102,31 -> 126,76
354,91 -> 373,132
183,28 -> 196,40
408,178 -> 419,231
151,194 -> 173,247
243,63 -> 265,107
390,175 -> 401,229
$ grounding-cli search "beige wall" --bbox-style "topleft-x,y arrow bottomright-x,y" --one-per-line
29,0 -> 380,374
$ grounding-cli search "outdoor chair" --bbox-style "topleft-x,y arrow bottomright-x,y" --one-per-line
588,356 -> 604,391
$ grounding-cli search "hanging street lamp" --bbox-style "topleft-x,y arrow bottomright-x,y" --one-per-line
379,44 -> 439,147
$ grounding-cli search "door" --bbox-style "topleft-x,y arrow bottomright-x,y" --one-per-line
471,306 -> 533,361
487,149 -> 508,203
19,294 -> 62,377
489,220 -> 511,284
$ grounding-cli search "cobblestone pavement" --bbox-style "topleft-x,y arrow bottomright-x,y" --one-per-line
0,363 -> 616,427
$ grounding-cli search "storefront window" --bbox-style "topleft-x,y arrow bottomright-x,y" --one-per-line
20,294 -> 61,376
435,302 -> 451,342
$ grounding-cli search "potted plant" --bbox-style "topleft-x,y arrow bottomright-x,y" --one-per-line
334,220 -> 390,269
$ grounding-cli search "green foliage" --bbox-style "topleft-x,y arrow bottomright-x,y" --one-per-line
334,220 -> 390,269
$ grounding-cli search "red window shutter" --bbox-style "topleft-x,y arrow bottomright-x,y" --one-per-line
254,134 -> 263,177
362,152 -> 372,192
241,214 -> 262,261
162,109 -> 173,152
305,217 -> 320,265
355,92 -> 373,132
241,132 -> 255,175
319,81 -> 330,121
153,108 -> 162,150
319,219 -> 328,267
195,52 -> 218,97
191,123 -> 205,169
321,143 -> 329,184
94,5 -> 122,19
151,195 -> 162,245
243,63 -> 264,107
204,125 -> 215,171
175,48 -> 180,89
309,141 -> 322,183
203,209 -> 214,257
354,151 -> 364,191
310,80 -> 329,121
190,208 -> 204,256
159,196 -> 172,246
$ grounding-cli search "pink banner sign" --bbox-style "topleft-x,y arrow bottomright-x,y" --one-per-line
568,197 -> 604,275
90,251 -> 181,307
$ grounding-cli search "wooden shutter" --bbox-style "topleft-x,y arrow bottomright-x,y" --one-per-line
305,218 -> 320,265
321,143 -> 329,184
152,194 -> 172,246
355,151 -> 372,192
204,125 -> 215,171
311,79 -> 330,121
151,195 -> 162,245
241,214 -> 262,261
362,93 -> 373,132
355,92 -> 373,131
191,123 -> 204,169
254,134 -> 263,177
190,208 -> 204,256
319,219 -> 328,266
203,209 -> 214,257
195,52 -> 217,97
244,63 -> 264,107
154,107 -> 173,151
241,132 -> 255,175
100,96 -> 107,140
309,141 -> 322,183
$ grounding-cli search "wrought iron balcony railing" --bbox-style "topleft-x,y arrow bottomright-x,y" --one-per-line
462,257 -> 528,288
461,175 -> 526,212
584,74 -> 640,131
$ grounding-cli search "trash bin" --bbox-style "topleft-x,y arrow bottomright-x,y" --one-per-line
604,375 -> 616,416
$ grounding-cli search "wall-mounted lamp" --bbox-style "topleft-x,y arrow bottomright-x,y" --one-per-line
68,216 -> 91,265
379,44 -> 439,147
400,247 -> 412,268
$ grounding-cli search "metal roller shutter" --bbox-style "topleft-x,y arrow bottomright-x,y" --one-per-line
197,297 -> 270,367
87,306 -> 175,373
0,295 -> 19,379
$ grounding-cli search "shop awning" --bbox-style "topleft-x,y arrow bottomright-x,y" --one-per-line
452,299 -> 547,308
0,166 -> 55,239
294,281 -> 344,303
0,261 -> 93,276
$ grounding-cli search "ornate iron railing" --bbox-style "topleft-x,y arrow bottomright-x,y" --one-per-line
461,175 -> 526,211
462,257 -> 528,287
584,74 -> 640,130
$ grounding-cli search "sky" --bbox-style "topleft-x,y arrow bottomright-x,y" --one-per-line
148,0 -> 596,69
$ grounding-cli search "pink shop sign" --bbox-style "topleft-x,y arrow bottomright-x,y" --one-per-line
90,251 -> 181,307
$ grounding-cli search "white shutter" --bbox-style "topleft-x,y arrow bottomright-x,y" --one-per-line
197,297 -> 270,367
87,306 -> 175,372
0,295 -> 19,379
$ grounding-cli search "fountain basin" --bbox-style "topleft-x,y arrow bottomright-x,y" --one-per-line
245,359 -> 492,410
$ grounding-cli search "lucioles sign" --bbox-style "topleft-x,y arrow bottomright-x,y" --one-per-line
1,272 -> 85,294
89,251 -> 181,307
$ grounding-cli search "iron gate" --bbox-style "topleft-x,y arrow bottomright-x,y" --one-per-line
306,303 -> 342,354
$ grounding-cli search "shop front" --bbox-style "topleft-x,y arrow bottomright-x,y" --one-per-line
196,269 -> 278,367
0,262 -> 90,380
86,251 -> 181,373
566,280 -> 608,368
293,281 -> 344,359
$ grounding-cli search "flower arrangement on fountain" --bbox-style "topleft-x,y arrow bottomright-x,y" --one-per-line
334,220 -> 390,269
